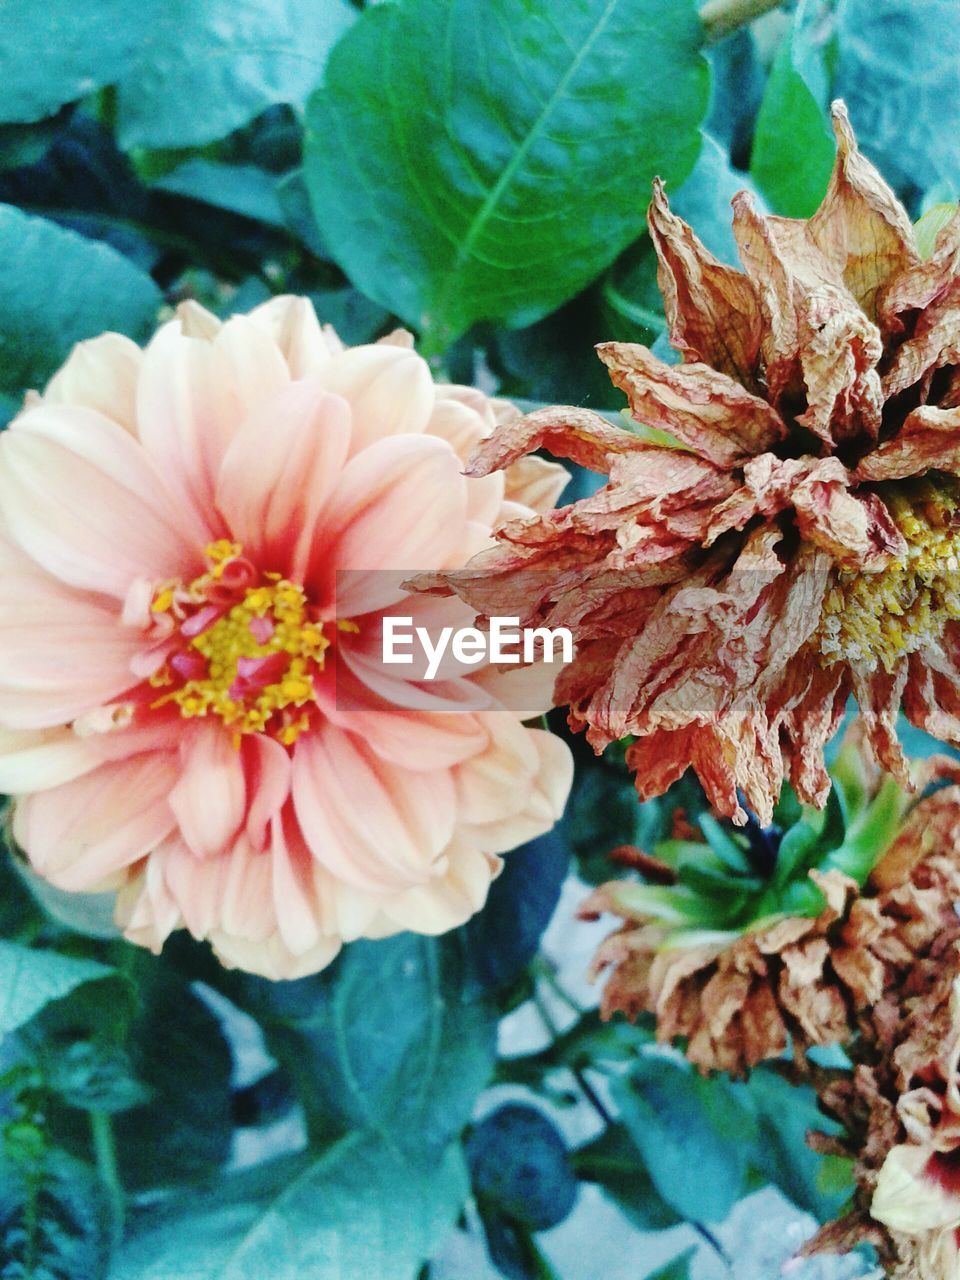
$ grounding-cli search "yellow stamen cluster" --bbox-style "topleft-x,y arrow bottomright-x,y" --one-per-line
151,544 -> 332,746
818,482 -> 960,673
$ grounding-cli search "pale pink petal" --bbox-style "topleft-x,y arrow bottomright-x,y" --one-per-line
169,724 -> 246,858
381,837 -> 501,934
319,344 -> 434,454
216,380 -> 351,580
15,752 -> 178,891
0,404 -> 204,595
243,735 -> 292,849
292,725 -> 456,890
319,435 -> 467,613
0,727 -> 101,793
136,315 -> 288,534
43,334 -> 142,433
209,929 -> 341,980
248,295 -> 340,378
503,454 -> 570,514
174,300 -> 221,339
269,814 -> 326,956
460,723 -> 573,853
115,848 -> 182,953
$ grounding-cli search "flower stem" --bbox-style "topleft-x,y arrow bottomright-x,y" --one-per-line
90,1109 -> 124,1248
699,0 -> 782,42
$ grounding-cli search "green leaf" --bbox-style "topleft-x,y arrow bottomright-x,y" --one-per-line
645,1248 -> 697,1280
151,161 -> 287,227
0,205 -> 160,398
112,1134 -> 467,1280
750,0 -> 836,216
573,1124 -> 681,1231
232,933 -> 497,1150
0,2 -> 157,124
835,0 -> 960,197
464,832 -> 569,992
0,943 -> 113,1037
467,1103 -> 577,1231
741,1066 -> 853,1222
0,1148 -> 111,1280
115,0 -> 356,149
612,1054 -> 756,1223
304,0 -> 709,350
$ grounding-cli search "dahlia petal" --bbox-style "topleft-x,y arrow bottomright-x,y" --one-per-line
0,405 -> 203,595
732,192 -> 884,445
501,454 -> 570,515
169,724 -> 246,859
648,177 -> 764,387
320,435 -> 467,614
216,834 -> 275,943
42,334 -> 142,433
872,1144 -> 960,1234
319,343 -> 434,454
462,724 -> 573,853
426,394 -> 491,463
0,726 -> 101,793
209,930 -> 341,981
292,725 -> 456,891
161,838 -> 230,939
879,208 -> 960,336
137,315 -> 288,533
248,295 -> 340,378
174,300 -> 221,339
14,752 -> 178,892
0,537 -> 140,727
852,664 -> 911,787
381,837 -> 500,934
115,849 -> 182,954
216,380 -> 351,580
807,102 -> 918,320
243,735 -> 292,849
270,815 -> 325,956
464,404 -> 648,477
596,342 -> 786,467
859,406 -> 960,486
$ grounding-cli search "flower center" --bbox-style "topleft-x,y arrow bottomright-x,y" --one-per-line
817,481 -> 960,673
149,541 -> 353,745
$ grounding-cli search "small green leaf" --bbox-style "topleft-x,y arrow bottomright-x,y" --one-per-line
304,0 -> 709,349
645,1248 -> 697,1280
151,161 -> 287,227
573,1124 -> 681,1231
914,203 -> 959,260
0,943 -> 113,1037
0,204 -> 160,399
750,0 -> 836,216
697,814 -> 752,874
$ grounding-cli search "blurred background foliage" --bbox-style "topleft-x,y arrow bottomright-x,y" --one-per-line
0,0 -> 957,1276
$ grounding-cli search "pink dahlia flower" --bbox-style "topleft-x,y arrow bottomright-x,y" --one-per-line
0,298 -> 572,979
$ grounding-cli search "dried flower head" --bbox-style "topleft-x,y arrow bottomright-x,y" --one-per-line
422,102 -> 960,827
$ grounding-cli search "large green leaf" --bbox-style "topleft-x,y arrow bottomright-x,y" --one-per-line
0,1 -> 157,124
0,205 -> 160,398
304,0 -> 709,350
612,1054 -> 756,1223
467,1103 -> 577,1231
0,942 -> 113,1037
232,933 -> 497,1150
115,0 -> 355,149
111,1134 -> 467,1280
750,0 -> 836,217
573,1124 -> 681,1231
835,0 -> 960,198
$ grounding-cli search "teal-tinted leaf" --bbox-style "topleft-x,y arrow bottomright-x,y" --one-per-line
0,205 -> 160,398
232,933 -> 496,1150
0,943 -> 113,1037
706,29 -> 764,162
152,161 -> 287,227
111,1134 -> 467,1280
13,858 -> 120,941
116,0 -> 356,149
645,1248 -> 697,1280
465,832 -> 569,992
612,1054 -> 756,1223
478,1209 -> 561,1280
670,133 -> 766,265
573,1124 -> 681,1231
827,776 -> 903,886
741,1066 -> 852,1222
0,1 -> 157,124
750,0 -> 836,216
836,0 -> 960,198
697,814 -> 751,873
770,820 -> 819,892
276,170 -> 332,258
467,1103 -> 577,1230
0,116 -> 64,171
304,0 -> 709,350
0,1148 -> 111,1280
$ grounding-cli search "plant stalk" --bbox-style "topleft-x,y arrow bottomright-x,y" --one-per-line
699,0 -> 782,43
90,1109 -> 124,1248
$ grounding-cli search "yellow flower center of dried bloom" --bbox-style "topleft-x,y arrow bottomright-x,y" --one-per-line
149,541 -> 357,746
818,481 -> 960,673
